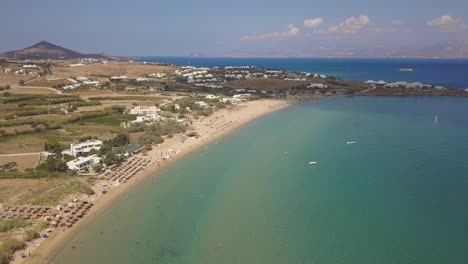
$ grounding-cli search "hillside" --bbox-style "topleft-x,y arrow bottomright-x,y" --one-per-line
0,41 -> 112,60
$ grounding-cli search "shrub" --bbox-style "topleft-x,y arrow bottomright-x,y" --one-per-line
36,156 -> 68,172
0,238 -> 26,264
24,229 -> 39,241
0,219 -> 28,233
93,164 -> 104,173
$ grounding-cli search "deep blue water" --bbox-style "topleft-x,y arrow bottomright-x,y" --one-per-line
139,57 -> 468,89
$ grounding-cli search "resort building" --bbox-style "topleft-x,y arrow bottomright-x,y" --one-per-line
66,155 -> 102,171
132,114 -> 164,123
62,139 -> 103,157
129,106 -> 161,115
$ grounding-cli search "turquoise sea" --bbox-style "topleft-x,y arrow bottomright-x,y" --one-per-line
52,96 -> 468,264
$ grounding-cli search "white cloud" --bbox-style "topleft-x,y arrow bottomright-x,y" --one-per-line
328,15 -> 371,34
427,15 -> 467,32
240,24 -> 300,41
304,17 -> 324,28
391,20 -> 404,26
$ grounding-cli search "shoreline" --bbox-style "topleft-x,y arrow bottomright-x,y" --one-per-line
19,98 -> 294,264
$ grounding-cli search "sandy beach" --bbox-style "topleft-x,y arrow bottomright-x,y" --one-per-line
16,98 -> 291,264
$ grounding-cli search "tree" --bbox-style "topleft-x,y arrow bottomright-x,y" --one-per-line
88,148 -> 100,156
37,156 -> 68,172
111,133 -> 130,147
98,143 -> 112,156
44,142 -> 65,154
93,164 -> 104,173
103,148 -> 126,166
19,80 -> 25,86
111,105 -> 126,114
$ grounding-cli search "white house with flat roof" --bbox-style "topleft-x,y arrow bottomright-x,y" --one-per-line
129,106 -> 161,115
66,155 -> 102,171
62,139 -> 103,157
132,114 -> 164,123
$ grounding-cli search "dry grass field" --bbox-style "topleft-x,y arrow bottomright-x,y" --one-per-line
0,177 -> 94,205
7,86 -> 60,94
52,62 -> 176,78
0,154 -> 41,171
66,89 -> 122,98
26,77 -> 73,87
0,135 -> 46,155
0,74 -> 34,86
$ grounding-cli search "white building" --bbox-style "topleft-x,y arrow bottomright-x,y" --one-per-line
149,73 -> 166,78
23,64 -> 38,68
194,101 -> 209,108
136,77 -> 149,82
62,139 -> 103,157
129,106 -> 161,115
308,83 -> 328,89
365,80 -> 387,85
110,75 -> 128,80
66,155 -> 102,171
69,63 -> 85,67
76,77 -> 89,82
132,114 -> 164,123
233,93 -> 252,99
82,80 -> 100,86
62,84 -> 81,90
205,94 -> 218,99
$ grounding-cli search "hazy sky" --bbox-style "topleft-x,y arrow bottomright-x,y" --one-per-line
1,0 -> 468,56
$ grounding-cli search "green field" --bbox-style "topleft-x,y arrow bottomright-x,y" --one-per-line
79,114 -> 136,126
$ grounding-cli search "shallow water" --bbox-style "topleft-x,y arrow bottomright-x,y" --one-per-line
52,96 -> 468,264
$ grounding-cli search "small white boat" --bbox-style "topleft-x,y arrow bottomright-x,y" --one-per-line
434,115 -> 438,123
400,68 -> 414,72
346,141 -> 357,145
308,161 -> 318,165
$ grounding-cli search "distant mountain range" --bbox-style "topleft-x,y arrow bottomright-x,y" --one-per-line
192,41 -> 468,58
0,41 -> 123,60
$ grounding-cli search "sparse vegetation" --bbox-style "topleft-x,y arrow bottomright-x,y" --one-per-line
138,120 -> 186,145
0,219 -> 28,233
0,238 -> 26,264
23,229 -> 40,241
30,181 -> 95,206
